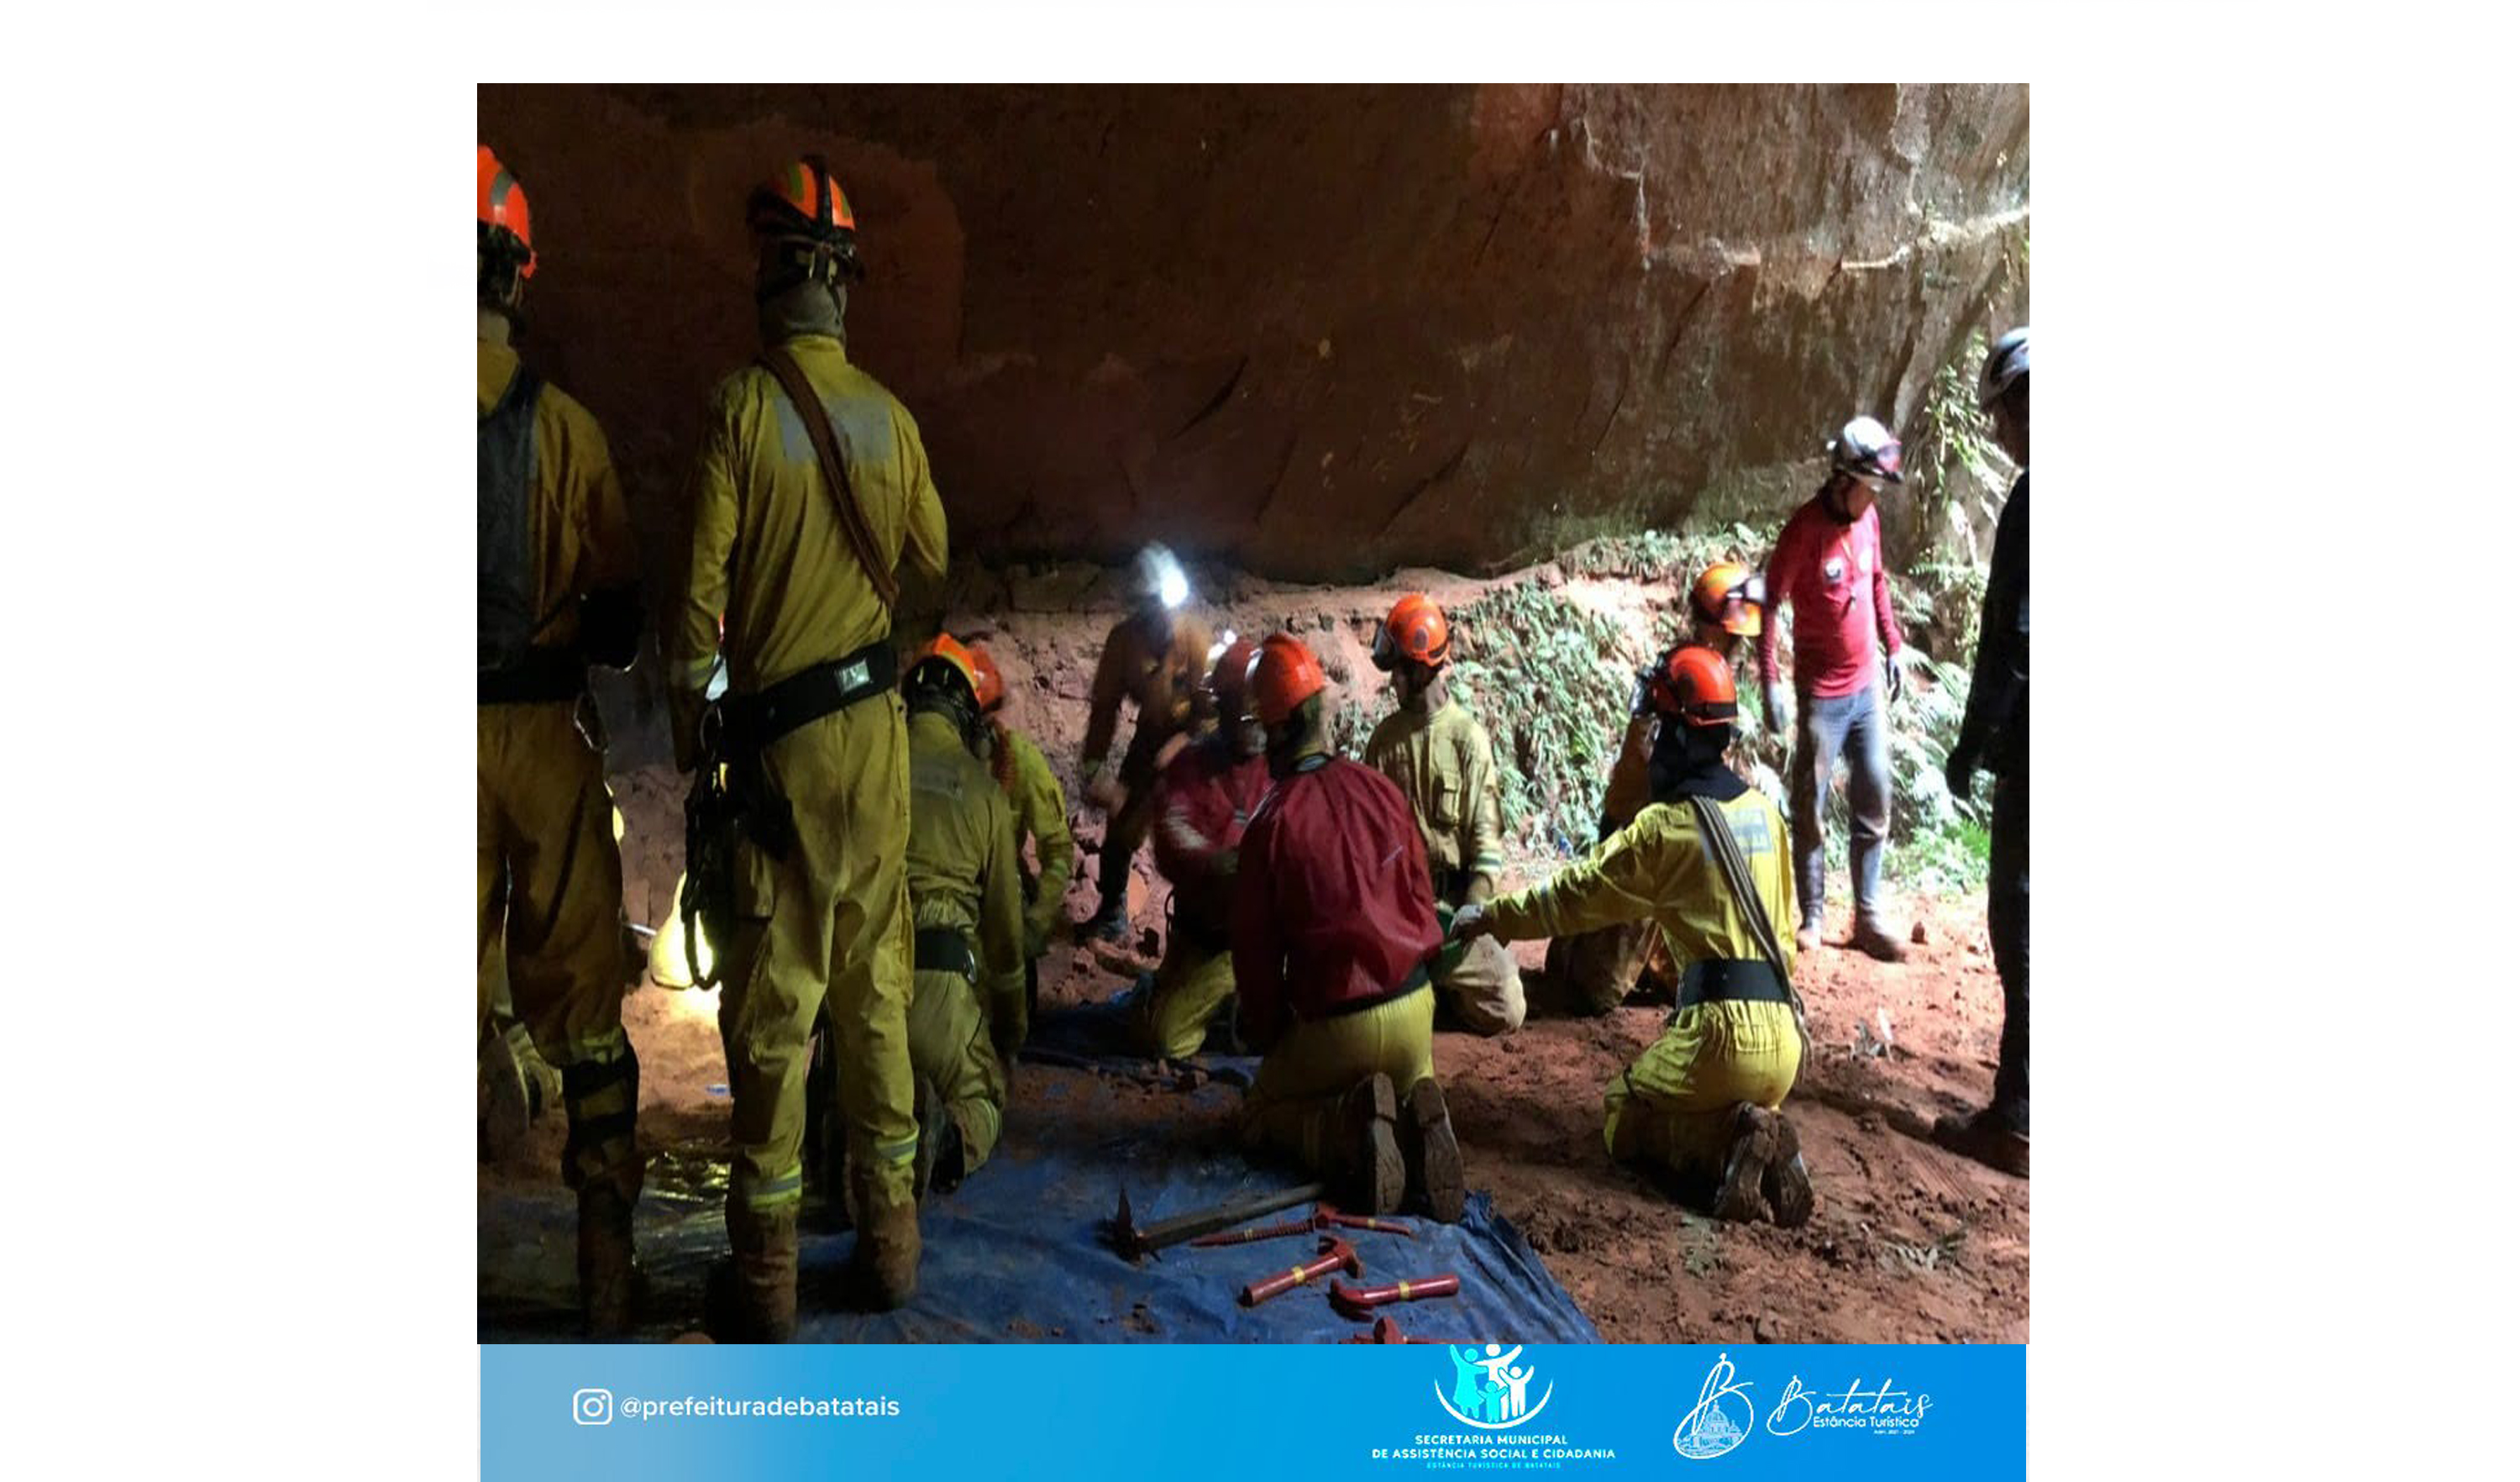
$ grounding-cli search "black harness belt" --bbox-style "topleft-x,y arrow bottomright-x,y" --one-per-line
479,646 -> 587,705
914,928 -> 976,980
1674,958 -> 1789,1011
721,640 -> 897,752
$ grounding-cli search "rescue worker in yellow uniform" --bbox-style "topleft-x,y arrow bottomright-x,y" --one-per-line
897,637 -> 1027,1196
668,156 -> 949,1337
1136,636 -> 1270,1058
1452,645 -> 1815,1227
1235,635 -> 1466,1222
475,146 -> 646,1334
1550,562 -> 1767,1016
1079,544 -> 1211,943
967,642 -> 1072,1022
1362,595 -> 1525,1036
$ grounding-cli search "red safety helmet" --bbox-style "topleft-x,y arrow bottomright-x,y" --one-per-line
1688,562 -> 1766,638
1644,644 -> 1738,728
1373,593 -> 1452,670
477,145 -> 536,281
967,643 -> 1006,712
1248,633 -> 1328,726
748,155 -> 866,285
1209,635 -> 1260,718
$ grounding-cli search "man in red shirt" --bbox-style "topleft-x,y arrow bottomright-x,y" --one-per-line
1759,415 -> 1910,963
1134,636 -> 1272,1058
1231,634 -> 1466,1222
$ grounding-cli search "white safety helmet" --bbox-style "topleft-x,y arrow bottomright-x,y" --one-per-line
1978,326 -> 2029,410
1131,543 -> 1190,611
1827,415 -> 1904,485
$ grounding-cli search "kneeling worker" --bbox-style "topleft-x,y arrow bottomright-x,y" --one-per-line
1362,595 -> 1525,1036
1551,561 -> 1766,1015
1137,636 -> 1270,1058
1232,634 -> 1466,1221
1452,645 -> 1814,1226
900,635 -> 1028,1196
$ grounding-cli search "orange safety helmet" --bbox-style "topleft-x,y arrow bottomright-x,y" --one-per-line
1644,644 -> 1739,728
1247,633 -> 1328,726
967,643 -> 1006,712
477,145 -> 536,281
1688,561 -> 1766,638
747,154 -> 866,283
907,632 -> 980,697
1373,594 -> 1452,670
1209,635 -> 1260,718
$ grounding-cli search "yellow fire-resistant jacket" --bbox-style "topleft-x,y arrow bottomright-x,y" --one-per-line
994,724 -> 1074,954
1483,789 -> 1797,984
907,711 -> 1028,1044
667,334 -> 948,746
1363,697 -> 1508,900
478,339 -> 636,648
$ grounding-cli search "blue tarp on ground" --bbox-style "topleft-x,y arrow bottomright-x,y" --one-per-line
480,996 -> 1598,1344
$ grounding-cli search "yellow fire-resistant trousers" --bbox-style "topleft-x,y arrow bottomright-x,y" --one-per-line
1135,932 -> 1238,1059
1242,985 -> 1436,1170
1603,999 -> 1801,1178
717,695 -> 919,1217
907,963 -> 1006,1176
477,702 -> 634,1192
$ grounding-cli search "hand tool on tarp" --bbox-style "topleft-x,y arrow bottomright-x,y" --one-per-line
1186,1201 -> 1416,1247
1239,1235 -> 1362,1306
1105,1180 -> 1328,1263
1341,1316 -> 1440,1344
1329,1272 -> 1461,1321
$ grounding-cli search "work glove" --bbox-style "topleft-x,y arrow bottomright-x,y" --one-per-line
1944,749 -> 1977,801
1446,901 -> 1497,943
1885,655 -> 1906,706
1762,681 -> 1790,735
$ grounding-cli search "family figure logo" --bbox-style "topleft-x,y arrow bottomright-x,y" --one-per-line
1672,1353 -> 1756,1461
1432,1343 -> 1554,1429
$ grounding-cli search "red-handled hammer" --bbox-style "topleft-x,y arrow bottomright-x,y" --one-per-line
1238,1236 -> 1361,1306
1329,1272 -> 1461,1321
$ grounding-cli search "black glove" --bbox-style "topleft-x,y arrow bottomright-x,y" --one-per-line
1885,658 -> 1905,706
1944,749 -> 1977,800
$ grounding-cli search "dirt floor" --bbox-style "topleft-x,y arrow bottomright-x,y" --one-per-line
480,560 -> 2026,1344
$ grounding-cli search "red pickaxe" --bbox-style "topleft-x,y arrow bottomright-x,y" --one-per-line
1329,1272 -> 1461,1322
1341,1316 -> 1437,1343
1188,1201 -> 1416,1247
1238,1236 -> 1361,1306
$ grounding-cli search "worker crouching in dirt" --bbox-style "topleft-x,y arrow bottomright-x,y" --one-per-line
476,146 -> 646,1334
895,637 -> 1028,1198
1452,645 -> 1816,1227
1362,595 -> 1526,1037
1549,563 -> 1765,1017
968,643 -> 1073,1026
1079,544 -> 1212,943
673,156 -> 948,1337
1136,636 -> 1271,1058
1232,634 -> 1467,1222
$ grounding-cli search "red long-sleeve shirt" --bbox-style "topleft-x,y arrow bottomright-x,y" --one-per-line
1152,735 -> 1272,932
1758,494 -> 1904,699
1231,755 -> 1441,1043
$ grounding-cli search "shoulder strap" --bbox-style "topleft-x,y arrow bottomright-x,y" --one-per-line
756,346 -> 900,611
1684,795 -> 1813,1054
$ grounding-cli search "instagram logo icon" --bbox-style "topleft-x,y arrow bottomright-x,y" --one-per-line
572,1388 -> 614,1426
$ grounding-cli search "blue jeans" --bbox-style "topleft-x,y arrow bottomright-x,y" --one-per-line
1788,681 -> 1891,933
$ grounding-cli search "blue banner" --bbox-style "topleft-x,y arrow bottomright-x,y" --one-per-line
483,1343 -> 2022,1477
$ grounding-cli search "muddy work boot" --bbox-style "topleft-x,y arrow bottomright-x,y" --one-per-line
1710,1102 -> 1779,1223
1332,1073 -> 1408,1217
706,1202 -> 800,1343
1400,1077 -> 1467,1224
577,1185 -> 642,1337
1763,1112 -> 1816,1228
847,1171 -> 923,1311
1850,917 -> 1910,964
1934,1106 -> 2029,1178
